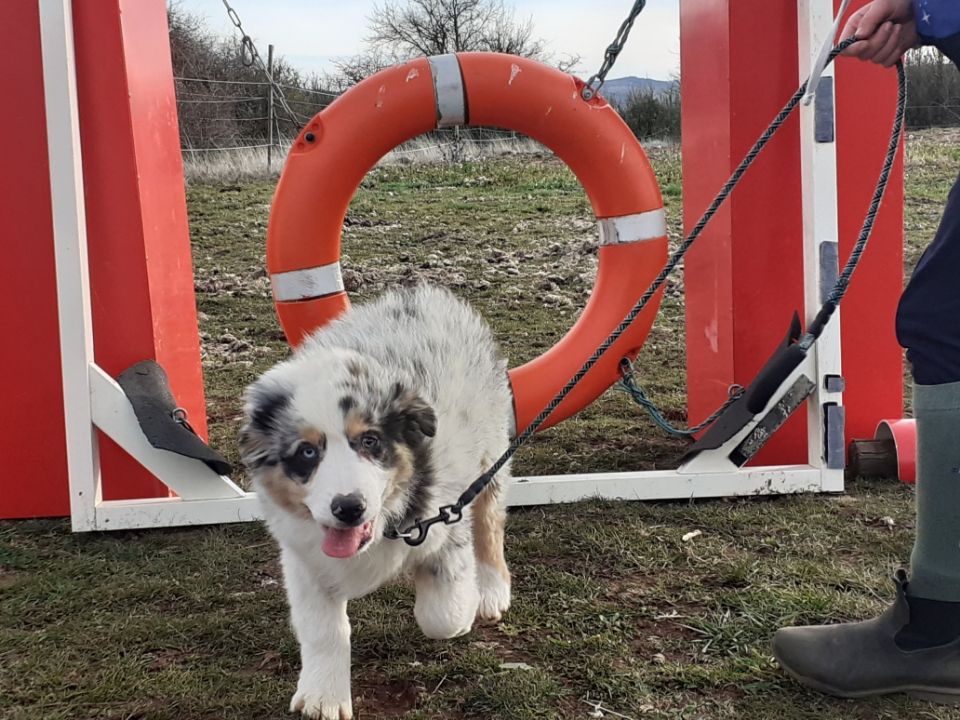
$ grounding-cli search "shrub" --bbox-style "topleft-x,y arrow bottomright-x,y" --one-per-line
614,88 -> 681,142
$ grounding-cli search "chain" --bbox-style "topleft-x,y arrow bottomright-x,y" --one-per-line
219,0 -> 310,126
617,359 -> 743,438
582,0 -> 647,101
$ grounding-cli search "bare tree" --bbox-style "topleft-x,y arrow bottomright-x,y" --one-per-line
904,46 -> 960,129
336,48 -> 398,86
337,0 -> 575,82
167,3 -> 338,148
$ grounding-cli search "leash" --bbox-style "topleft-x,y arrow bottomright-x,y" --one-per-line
386,39 -> 906,546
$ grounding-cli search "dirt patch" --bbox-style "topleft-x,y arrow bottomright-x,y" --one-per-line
238,650 -> 288,677
355,678 -> 424,717
468,624 -> 544,668
0,565 -> 21,590
194,264 -> 270,297
101,699 -> 170,720
146,648 -> 200,673
200,328 -> 276,368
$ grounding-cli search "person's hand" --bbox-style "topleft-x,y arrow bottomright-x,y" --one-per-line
839,0 -> 919,67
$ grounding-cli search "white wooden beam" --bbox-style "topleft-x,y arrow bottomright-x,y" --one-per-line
39,0 -> 101,532
94,494 -> 261,531
89,466 -> 825,532
508,466 -> 824,506
798,0 -> 846,493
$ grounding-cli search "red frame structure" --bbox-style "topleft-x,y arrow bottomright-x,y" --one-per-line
682,0 -> 905,466
1,0 -> 908,522
1,0 -> 206,518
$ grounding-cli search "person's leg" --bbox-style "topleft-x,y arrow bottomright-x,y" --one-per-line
897,170 -> 960,388
773,171 -> 960,702
895,378 -> 960,648
898,169 -> 960,597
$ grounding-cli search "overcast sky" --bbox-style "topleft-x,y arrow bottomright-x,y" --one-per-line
176,1 -> 680,81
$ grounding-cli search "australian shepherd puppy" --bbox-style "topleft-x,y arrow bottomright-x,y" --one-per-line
240,284 -> 513,720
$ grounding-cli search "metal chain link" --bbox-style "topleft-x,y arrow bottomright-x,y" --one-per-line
617,359 -> 743,438
219,0 -> 310,126
581,0 -> 647,101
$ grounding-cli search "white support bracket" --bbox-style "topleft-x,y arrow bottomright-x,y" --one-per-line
799,0 -> 846,493
89,365 -> 245,501
40,0 -> 100,532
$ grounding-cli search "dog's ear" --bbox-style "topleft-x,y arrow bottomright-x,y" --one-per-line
383,383 -> 437,448
239,379 -> 291,469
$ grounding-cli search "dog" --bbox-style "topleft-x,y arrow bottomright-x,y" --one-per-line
240,284 -> 514,720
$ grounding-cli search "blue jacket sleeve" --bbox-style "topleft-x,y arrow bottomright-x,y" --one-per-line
915,0 -> 960,65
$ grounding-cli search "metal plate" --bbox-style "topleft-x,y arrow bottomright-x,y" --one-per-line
729,376 -> 817,467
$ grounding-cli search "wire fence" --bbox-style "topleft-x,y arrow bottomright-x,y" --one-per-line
173,2 -> 545,177
175,68 -> 323,171
176,70 -> 960,179
176,71 -> 543,177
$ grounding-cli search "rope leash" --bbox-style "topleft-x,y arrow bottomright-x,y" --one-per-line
802,59 -> 907,348
386,38 -> 906,546
620,39 -> 906,433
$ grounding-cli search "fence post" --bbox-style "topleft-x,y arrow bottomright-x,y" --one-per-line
267,43 -> 274,172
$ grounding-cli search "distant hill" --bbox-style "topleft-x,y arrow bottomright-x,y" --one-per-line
599,76 -> 677,105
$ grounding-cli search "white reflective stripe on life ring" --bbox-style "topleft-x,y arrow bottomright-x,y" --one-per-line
597,209 -> 668,246
271,262 -> 344,302
428,54 -> 466,128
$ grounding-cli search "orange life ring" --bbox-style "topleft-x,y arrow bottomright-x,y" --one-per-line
267,52 -> 668,434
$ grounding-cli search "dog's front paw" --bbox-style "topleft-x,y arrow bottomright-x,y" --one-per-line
477,563 -> 511,623
290,689 -> 352,720
415,601 -> 476,639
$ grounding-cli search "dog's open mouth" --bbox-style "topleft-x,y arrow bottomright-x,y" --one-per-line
321,521 -> 374,558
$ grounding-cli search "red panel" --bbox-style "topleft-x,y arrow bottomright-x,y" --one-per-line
1,0 -> 207,518
728,4 -> 806,466
682,1 -> 807,465
0,3 -> 70,518
73,0 -> 207,501
682,0 -> 904,464
119,0 -> 209,442
680,1 -> 735,424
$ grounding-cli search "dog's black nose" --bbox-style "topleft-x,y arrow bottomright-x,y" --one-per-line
331,493 -> 366,525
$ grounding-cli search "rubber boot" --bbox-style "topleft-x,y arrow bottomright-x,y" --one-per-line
773,571 -> 960,703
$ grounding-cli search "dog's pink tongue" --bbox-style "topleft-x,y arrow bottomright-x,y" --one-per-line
322,524 -> 368,558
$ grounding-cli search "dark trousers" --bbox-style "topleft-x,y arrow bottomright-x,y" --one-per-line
896,171 -> 960,385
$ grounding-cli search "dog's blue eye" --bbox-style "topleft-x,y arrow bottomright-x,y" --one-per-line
298,445 -> 318,459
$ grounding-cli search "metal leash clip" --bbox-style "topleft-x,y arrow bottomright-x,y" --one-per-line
388,503 -> 465,547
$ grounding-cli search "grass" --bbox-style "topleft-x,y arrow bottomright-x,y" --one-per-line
181,134 -> 548,184
2,131 -> 959,719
